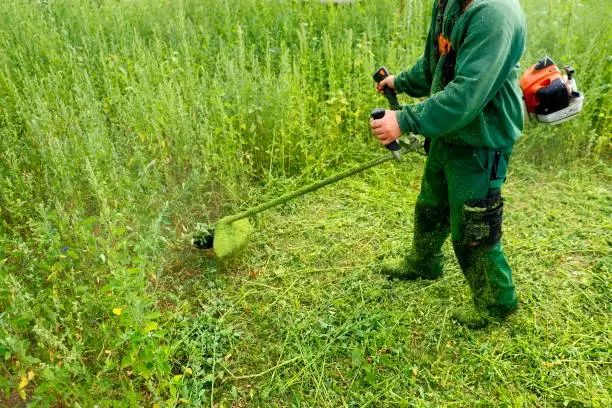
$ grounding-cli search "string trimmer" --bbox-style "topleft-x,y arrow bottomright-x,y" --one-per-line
193,67 -> 423,261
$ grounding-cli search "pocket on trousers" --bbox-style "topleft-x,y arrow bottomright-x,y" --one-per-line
461,192 -> 503,248
472,148 -> 490,173
448,145 -> 490,175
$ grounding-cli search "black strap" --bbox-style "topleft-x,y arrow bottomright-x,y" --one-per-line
491,151 -> 502,181
434,0 -> 449,64
435,0 -> 471,88
441,49 -> 457,87
424,137 -> 431,154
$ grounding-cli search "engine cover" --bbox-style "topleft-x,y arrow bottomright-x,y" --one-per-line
519,57 -> 584,125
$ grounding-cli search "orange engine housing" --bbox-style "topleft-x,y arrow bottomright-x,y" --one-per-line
519,58 -> 563,113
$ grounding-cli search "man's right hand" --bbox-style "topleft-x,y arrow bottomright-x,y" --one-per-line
375,75 -> 396,94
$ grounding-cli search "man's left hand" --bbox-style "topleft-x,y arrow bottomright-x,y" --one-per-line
370,110 -> 402,145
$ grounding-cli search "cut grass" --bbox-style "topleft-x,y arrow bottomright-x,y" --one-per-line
162,157 -> 611,406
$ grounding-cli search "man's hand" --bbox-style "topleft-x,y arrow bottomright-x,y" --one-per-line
375,75 -> 396,94
370,110 -> 402,145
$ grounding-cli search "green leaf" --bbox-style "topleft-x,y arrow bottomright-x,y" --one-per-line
143,322 -> 158,333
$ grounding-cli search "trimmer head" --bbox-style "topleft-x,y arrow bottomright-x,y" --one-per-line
213,217 -> 252,261
192,223 -> 215,249
192,218 -> 252,261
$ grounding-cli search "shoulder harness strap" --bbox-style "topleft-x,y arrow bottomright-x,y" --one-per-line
434,0 -> 473,88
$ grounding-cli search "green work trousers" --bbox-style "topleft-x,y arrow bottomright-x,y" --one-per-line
411,139 -> 518,315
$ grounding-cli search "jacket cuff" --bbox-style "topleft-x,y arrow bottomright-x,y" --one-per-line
396,108 -> 416,135
393,72 -> 409,94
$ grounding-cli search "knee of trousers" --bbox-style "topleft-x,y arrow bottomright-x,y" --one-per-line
414,200 -> 450,235
457,192 -> 504,249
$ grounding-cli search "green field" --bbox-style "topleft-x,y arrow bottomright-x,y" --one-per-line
0,0 -> 610,406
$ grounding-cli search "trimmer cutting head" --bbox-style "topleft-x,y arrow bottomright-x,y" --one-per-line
192,218 -> 252,261
192,223 -> 215,249
213,217 -> 252,261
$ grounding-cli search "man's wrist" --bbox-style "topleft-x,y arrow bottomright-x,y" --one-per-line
393,72 -> 408,94
396,108 -> 413,135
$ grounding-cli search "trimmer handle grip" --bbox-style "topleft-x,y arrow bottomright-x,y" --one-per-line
370,108 -> 401,156
373,66 -> 401,110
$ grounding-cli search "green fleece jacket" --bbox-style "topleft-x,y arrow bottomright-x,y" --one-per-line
394,0 -> 526,150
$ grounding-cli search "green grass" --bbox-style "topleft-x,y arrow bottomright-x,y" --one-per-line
179,159 -> 609,406
0,0 -> 610,405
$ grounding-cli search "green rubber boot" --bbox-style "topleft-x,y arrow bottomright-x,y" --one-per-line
452,241 -> 518,329
453,241 -> 519,317
451,304 -> 493,329
381,201 -> 449,281
380,253 -> 443,280
452,302 -> 519,329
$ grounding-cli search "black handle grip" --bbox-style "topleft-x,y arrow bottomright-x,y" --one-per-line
383,87 -> 400,111
370,108 -> 400,152
372,66 -> 400,110
371,107 -> 385,120
387,140 -> 401,152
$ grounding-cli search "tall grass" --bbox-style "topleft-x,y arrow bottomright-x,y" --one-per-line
0,0 -> 609,404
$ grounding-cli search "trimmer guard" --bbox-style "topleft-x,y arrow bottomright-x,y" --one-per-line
213,217 -> 252,261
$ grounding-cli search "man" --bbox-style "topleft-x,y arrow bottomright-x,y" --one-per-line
370,0 -> 526,328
